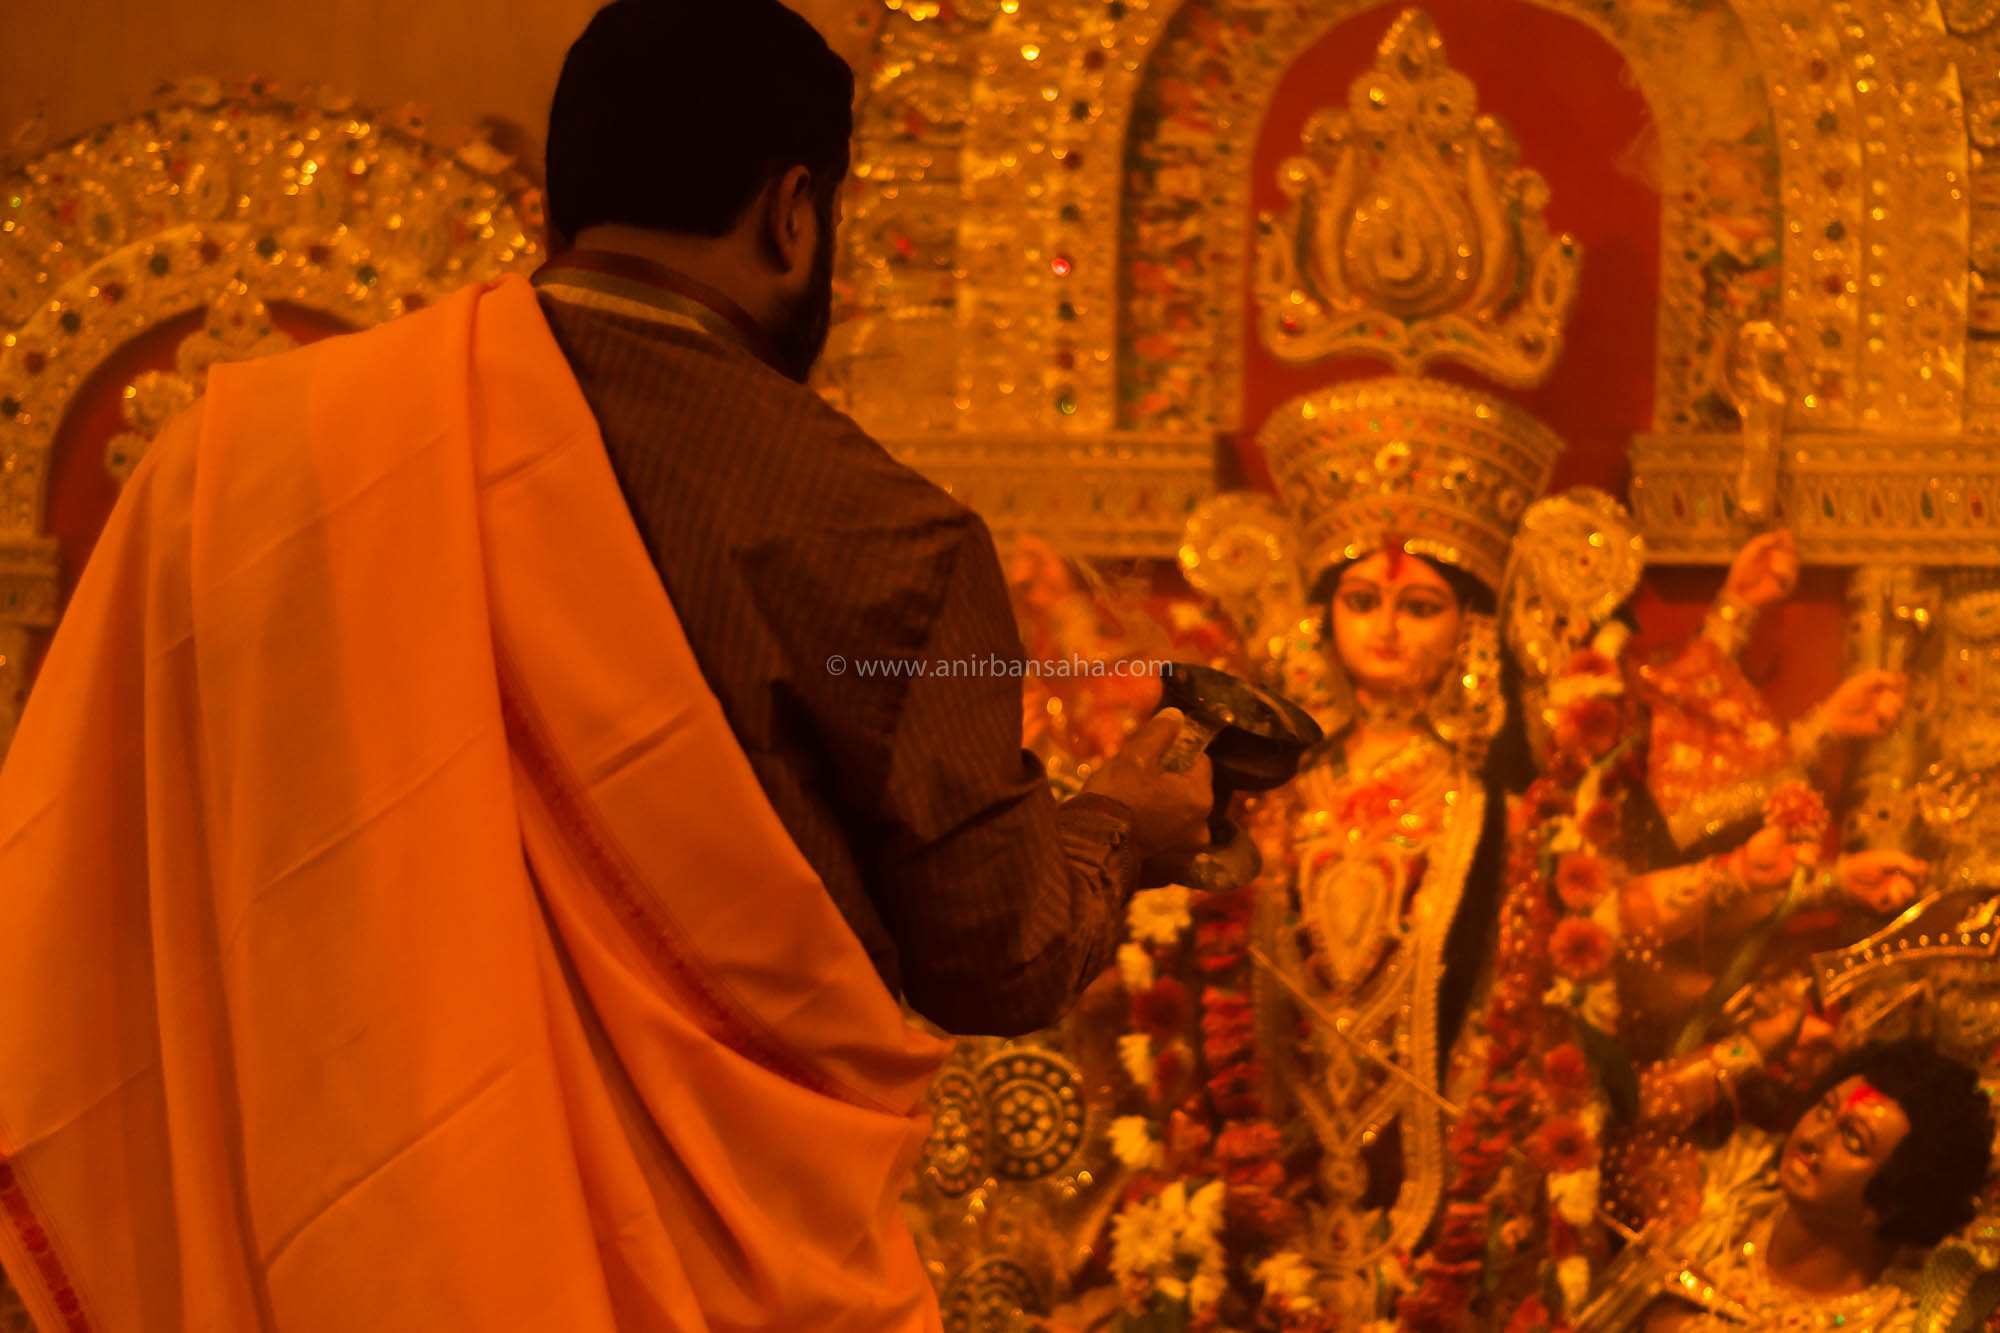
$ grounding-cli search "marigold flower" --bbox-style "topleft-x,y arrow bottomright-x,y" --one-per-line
1541,1042 -> 1592,1105
1531,1114 -> 1599,1173
1131,977 -> 1189,1039
1554,852 -> 1612,912
1553,696 -> 1623,758
1550,917 -> 1614,981
1579,798 -> 1621,848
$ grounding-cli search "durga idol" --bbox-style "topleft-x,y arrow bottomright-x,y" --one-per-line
1180,377 -> 1565,1311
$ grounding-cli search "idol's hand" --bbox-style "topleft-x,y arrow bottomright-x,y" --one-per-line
1084,708 -> 1213,859
1738,975 -> 1815,1061
1724,529 -> 1799,610
1833,850 -> 1927,915
1819,670 -> 1907,741
1737,825 -> 1819,891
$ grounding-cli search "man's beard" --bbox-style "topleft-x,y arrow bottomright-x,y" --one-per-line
771,208 -> 836,384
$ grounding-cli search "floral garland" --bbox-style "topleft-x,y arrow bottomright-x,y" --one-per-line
1400,629 -> 1642,1333
1104,876 -> 1332,1331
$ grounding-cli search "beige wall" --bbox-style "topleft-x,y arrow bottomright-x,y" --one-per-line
0,0 -> 871,173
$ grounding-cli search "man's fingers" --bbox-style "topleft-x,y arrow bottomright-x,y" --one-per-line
1123,708 -> 1190,767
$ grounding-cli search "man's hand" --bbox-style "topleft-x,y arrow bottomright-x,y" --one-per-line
1724,530 -> 1799,610
1084,708 -> 1214,860
1833,849 -> 1927,915
1819,670 -> 1907,741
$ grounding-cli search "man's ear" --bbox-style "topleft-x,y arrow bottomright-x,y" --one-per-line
761,165 -> 816,277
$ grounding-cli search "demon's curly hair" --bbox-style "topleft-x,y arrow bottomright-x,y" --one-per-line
1807,1038 -> 1995,1248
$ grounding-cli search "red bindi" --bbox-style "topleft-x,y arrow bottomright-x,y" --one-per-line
1843,1082 -> 1890,1114
1382,533 -> 1406,578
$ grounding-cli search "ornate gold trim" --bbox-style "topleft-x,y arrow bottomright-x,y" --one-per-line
1259,376 -> 1567,592
881,430 -> 1216,558
1254,10 -> 1580,386
1631,432 -> 2000,565
0,537 -> 59,629
0,83 -> 542,538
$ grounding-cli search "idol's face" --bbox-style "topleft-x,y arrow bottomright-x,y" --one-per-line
1329,552 -> 1463,699
1780,1076 -> 1911,1222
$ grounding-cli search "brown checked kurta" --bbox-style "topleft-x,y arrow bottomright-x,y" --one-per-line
532,251 -> 1137,1036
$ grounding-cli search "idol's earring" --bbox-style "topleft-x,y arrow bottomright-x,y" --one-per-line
1427,612 -> 1505,763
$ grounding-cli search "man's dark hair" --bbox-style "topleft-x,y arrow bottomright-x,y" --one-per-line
1809,1038 -> 1995,1248
546,1 -> 855,243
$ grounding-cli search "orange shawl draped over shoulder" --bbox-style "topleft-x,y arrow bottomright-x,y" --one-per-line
0,277 -> 949,1332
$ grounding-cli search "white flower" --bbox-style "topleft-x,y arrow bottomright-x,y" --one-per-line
1548,815 -> 1584,854
1109,1116 -> 1163,1171
1557,1254 -> 1593,1313
1594,621 -> 1632,662
1156,1275 -> 1188,1303
1256,1251 -> 1316,1307
1184,1180 -> 1228,1245
1110,1193 -> 1178,1281
1118,1033 -> 1156,1090
1128,885 -> 1194,946
1580,980 -> 1620,1030
1544,979 -> 1581,1012
1548,1166 -> 1602,1228
1189,1270 -> 1227,1313
1117,942 -> 1155,992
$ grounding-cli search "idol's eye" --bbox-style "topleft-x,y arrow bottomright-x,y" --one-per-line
1340,590 -> 1380,614
1402,597 -> 1448,620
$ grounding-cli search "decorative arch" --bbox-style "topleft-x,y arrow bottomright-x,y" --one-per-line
1110,0 -> 1777,438
0,78 -> 544,750
1106,0 -> 1970,438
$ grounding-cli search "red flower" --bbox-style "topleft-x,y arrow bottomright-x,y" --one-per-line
1554,697 -> 1623,758
1579,798 -> 1621,848
1152,1041 -> 1191,1103
1435,1202 -> 1490,1261
1548,1212 -> 1580,1260
1506,1294 -> 1556,1333
1765,780 -> 1831,843
1399,1276 -> 1477,1333
1546,744 -> 1589,786
1214,1121 -> 1283,1166
1520,778 -> 1574,828
1206,1059 -> 1266,1118
1200,988 -> 1257,1067
1530,1114 -> 1599,1173
1194,917 -> 1249,972
1550,917 -> 1614,981
1166,1108 -> 1212,1173
1194,885 -> 1252,923
1554,853 -> 1612,912
1224,1183 -> 1296,1238
1542,1043 -> 1592,1106
1130,977 -> 1189,1039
